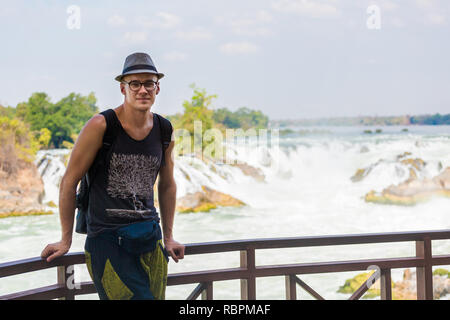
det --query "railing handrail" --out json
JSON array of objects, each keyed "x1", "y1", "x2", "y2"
[
  {"x1": 1, "y1": 229, "x2": 450, "y2": 300},
  {"x1": 2, "y1": 229, "x2": 450, "y2": 278},
  {"x1": 183, "y1": 229, "x2": 450, "y2": 254}
]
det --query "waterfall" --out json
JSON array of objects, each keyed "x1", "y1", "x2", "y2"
[
  {"x1": 32, "y1": 144, "x2": 285, "y2": 206},
  {"x1": 34, "y1": 149, "x2": 70, "y2": 206}
]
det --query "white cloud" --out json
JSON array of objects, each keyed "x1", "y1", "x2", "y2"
[
  {"x1": 219, "y1": 41, "x2": 260, "y2": 55},
  {"x1": 391, "y1": 17, "x2": 406, "y2": 28},
  {"x1": 414, "y1": 0, "x2": 448, "y2": 25},
  {"x1": 107, "y1": 14, "x2": 126, "y2": 27},
  {"x1": 380, "y1": 0, "x2": 399, "y2": 11},
  {"x1": 233, "y1": 26, "x2": 274, "y2": 37},
  {"x1": 0, "y1": 6, "x2": 17, "y2": 18},
  {"x1": 256, "y1": 10, "x2": 274, "y2": 23},
  {"x1": 102, "y1": 51, "x2": 115, "y2": 59},
  {"x1": 163, "y1": 51, "x2": 188, "y2": 61},
  {"x1": 229, "y1": 17, "x2": 274, "y2": 36},
  {"x1": 175, "y1": 27, "x2": 213, "y2": 41},
  {"x1": 137, "y1": 12, "x2": 181, "y2": 29},
  {"x1": 122, "y1": 31, "x2": 147, "y2": 44},
  {"x1": 415, "y1": 0, "x2": 435, "y2": 9},
  {"x1": 425, "y1": 12, "x2": 447, "y2": 25},
  {"x1": 215, "y1": 10, "x2": 275, "y2": 37},
  {"x1": 272, "y1": 0, "x2": 340, "y2": 18}
]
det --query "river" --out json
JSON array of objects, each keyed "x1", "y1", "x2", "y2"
[{"x1": 1, "y1": 125, "x2": 450, "y2": 299}]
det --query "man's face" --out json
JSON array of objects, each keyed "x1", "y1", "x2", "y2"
[{"x1": 120, "y1": 73, "x2": 160, "y2": 110}]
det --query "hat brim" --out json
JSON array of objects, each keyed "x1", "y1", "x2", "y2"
[{"x1": 115, "y1": 69, "x2": 164, "y2": 82}]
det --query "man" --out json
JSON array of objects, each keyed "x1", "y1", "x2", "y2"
[{"x1": 41, "y1": 52, "x2": 185, "y2": 299}]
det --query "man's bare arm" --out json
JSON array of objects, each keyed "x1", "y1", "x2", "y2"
[
  {"x1": 41, "y1": 114, "x2": 106, "y2": 262},
  {"x1": 158, "y1": 141, "x2": 185, "y2": 262}
]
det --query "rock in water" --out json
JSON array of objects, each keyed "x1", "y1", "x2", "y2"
[
  {"x1": 365, "y1": 167, "x2": 450, "y2": 206},
  {"x1": 231, "y1": 163, "x2": 265, "y2": 182},
  {"x1": 155, "y1": 185, "x2": 246, "y2": 213},
  {"x1": 338, "y1": 268, "x2": 450, "y2": 300},
  {"x1": 176, "y1": 185, "x2": 246, "y2": 213}
]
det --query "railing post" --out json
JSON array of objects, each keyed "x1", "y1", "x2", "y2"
[
  {"x1": 201, "y1": 282, "x2": 213, "y2": 300},
  {"x1": 285, "y1": 275, "x2": 297, "y2": 300},
  {"x1": 380, "y1": 269, "x2": 392, "y2": 300},
  {"x1": 240, "y1": 248, "x2": 256, "y2": 300},
  {"x1": 57, "y1": 265, "x2": 75, "y2": 300},
  {"x1": 416, "y1": 237, "x2": 433, "y2": 300}
]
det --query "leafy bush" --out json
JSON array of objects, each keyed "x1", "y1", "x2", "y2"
[{"x1": 0, "y1": 117, "x2": 40, "y2": 175}]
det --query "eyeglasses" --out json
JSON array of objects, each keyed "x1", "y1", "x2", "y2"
[{"x1": 121, "y1": 80, "x2": 158, "y2": 92}]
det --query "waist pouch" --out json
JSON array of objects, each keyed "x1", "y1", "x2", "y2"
[{"x1": 99, "y1": 220, "x2": 162, "y2": 255}]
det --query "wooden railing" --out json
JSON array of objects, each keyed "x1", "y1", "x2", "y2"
[{"x1": 1, "y1": 229, "x2": 450, "y2": 300}]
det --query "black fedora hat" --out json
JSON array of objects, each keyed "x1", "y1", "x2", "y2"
[{"x1": 115, "y1": 52, "x2": 164, "y2": 82}]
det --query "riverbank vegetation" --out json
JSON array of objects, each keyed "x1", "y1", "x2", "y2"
[
  {"x1": 4, "y1": 84, "x2": 448, "y2": 172},
  {"x1": 272, "y1": 113, "x2": 450, "y2": 127},
  {"x1": 167, "y1": 83, "x2": 269, "y2": 157},
  {"x1": 0, "y1": 116, "x2": 47, "y2": 176},
  {"x1": 1, "y1": 92, "x2": 98, "y2": 150},
  {"x1": 0, "y1": 85, "x2": 268, "y2": 174}
]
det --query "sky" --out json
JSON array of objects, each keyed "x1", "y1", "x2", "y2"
[{"x1": 0, "y1": 0, "x2": 449, "y2": 120}]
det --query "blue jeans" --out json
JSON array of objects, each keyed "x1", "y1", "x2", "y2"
[{"x1": 84, "y1": 229, "x2": 169, "y2": 300}]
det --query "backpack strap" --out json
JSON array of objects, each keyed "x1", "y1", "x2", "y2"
[
  {"x1": 97, "y1": 109, "x2": 120, "y2": 165},
  {"x1": 154, "y1": 113, "x2": 173, "y2": 166},
  {"x1": 86, "y1": 109, "x2": 120, "y2": 186},
  {"x1": 101, "y1": 109, "x2": 120, "y2": 150}
]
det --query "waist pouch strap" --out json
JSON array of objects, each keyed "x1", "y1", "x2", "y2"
[{"x1": 98, "y1": 220, "x2": 162, "y2": 255}]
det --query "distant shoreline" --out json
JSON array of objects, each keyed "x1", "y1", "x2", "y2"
[{"x1": 270, "y1": 113, "x2": 450, "y2": 127}]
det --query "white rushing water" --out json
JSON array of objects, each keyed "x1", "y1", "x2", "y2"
[{"x1": 1, "y1": 125, "x2": 450, "y2": 299}]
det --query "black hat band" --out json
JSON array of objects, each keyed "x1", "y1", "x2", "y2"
[{"x1": 123, "y1": 64, "x2": 158, "y2": 74}]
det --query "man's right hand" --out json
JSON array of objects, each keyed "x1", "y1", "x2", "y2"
[{"x1": 41, "y1": 241, "x2": 71, "y2": 263}]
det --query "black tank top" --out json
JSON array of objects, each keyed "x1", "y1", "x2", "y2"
[{"x1": 87, "y1": 109, "x2": 167, "y2": 237}]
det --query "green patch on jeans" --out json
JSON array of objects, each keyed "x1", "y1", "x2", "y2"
[
  {"x1": 139, "y1": 240, "x2": 168, "y2": 300},
  {"x1": 101, "y1": 258, "x2": 134, "y2": 300}
]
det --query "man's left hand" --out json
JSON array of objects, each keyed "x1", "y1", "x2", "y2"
[{"x1": 164, "y1": 238, "x2": 185, "y2": 263}]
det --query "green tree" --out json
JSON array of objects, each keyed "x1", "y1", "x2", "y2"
[
  {"x1": 47, "y1": 92, "x2": 98, "y2": 147},
  {"x1": 175, "y1": 84, "x2": 217, "y2": 154},
  {"x1": 0, "y1": 105, "x2": 17, "y2": 119},
  {"x1": 15, "y1": 92, "x2": 53, "y2": 130},
  {"x1": 15, "y1": 92, "x2": 99, "y2": 148},
  {"x1": 170, "y1": 84, "x2": 270, "y2": 158},
  {"x1": 235, "y1": 107, "x2": 268, "y2": 129},
  {"x1": 212, "y1": 106, "x2": 268, "y2": 130},
  {"x1": 179, "y1": 83, "x2": 216, "y2": 132},
  {"x1": 213, "y1": 108, "x2": 240, "y2": 128}
]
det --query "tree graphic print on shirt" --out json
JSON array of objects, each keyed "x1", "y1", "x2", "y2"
[{"x1": 106, "y1": 153, "x2": 160, "y2": 220}]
